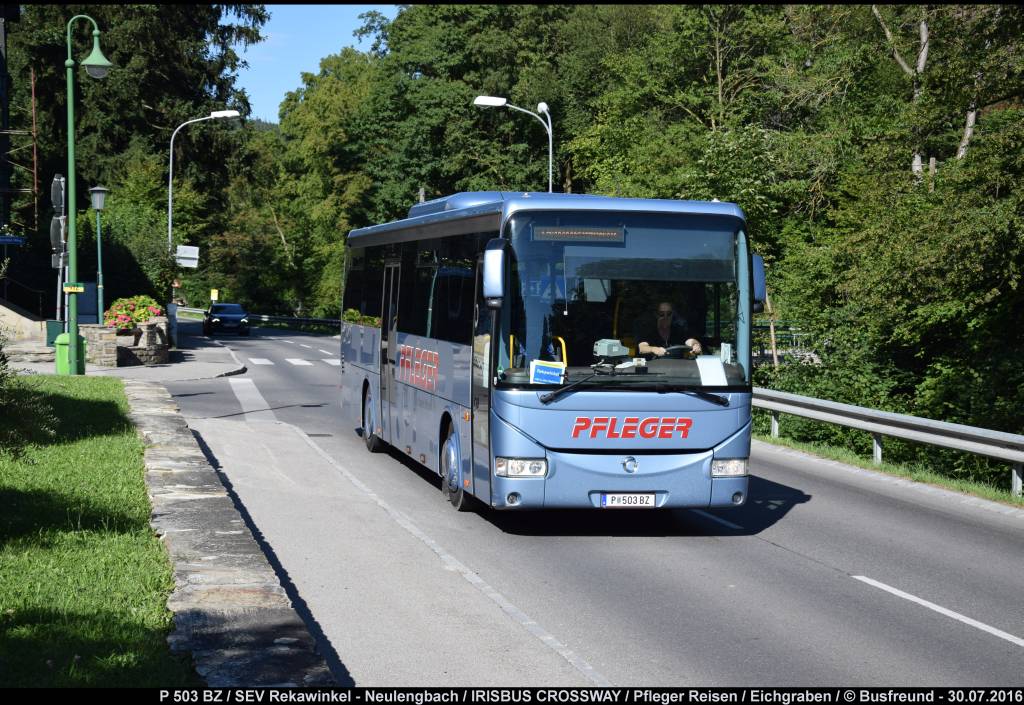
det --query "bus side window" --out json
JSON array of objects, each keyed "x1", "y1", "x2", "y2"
[
  {"x1": 342, "y1": 248, "x2": 363, "y2": 316},
  {"x1": 397, "y1": 243, "x2": 431, "y2": 337},
  {"x1": 362, "y1": 247, "x2": 384, "y2": 326}
]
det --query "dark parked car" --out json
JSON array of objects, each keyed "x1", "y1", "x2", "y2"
[{"x1": 203, "y1": 302, "x2": 250, "y2": 336}]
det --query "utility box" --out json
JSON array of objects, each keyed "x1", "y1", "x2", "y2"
[
  {"x1": 54, "y1": 332, "x2": 87, "y2": 375},
  {"x1": 45, "y1": 320, "x2": 64, "y2": 347}
]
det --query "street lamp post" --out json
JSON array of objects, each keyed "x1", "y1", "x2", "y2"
[
  {"x1": 64, "y1": 15, "x2": 113, "y2": 375},
  {"x1": 167, "y1": 110, "x2": 240, "y2": 253},
  {"x1": 89, "y1": 186, "x2": 109, "y2": 319},
  {"x1": 473, "y1": 95, "x2": 553, "y2": 193}
]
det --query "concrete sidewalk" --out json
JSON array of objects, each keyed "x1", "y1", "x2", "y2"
[{"x1": 11, "y1": 319, "x2": 246, "y2": 381}]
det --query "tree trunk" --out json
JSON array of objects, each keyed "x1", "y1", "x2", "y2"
[{"x1": 957, "y1": 107, "x2": 978, "y2": 160}]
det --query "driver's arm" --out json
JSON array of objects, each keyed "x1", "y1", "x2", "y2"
[
  {"x1": 638, "y1": 341, "x2": 666, "y2": 357},
  {"x1": 684, "y1": 338, "x2": 703, "y2": 354}
]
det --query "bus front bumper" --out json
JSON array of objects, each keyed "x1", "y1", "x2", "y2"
[{"x1": 490, "y1": 449, "x2": 748, "y2": 510}]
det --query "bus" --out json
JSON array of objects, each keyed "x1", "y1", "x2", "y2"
[{"x1": 340, "y1": 192, "x2": 766, "y2": 511}]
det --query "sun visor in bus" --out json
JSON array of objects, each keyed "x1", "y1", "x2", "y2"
[{"x1": 483, "y1": 238, "x2": 507, "y2": 307}]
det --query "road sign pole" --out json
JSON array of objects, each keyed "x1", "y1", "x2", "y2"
[{"x1": 56, "y1": 250, "x2": 64, "y2": 323}]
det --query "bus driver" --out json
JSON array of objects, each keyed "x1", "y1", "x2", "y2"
[{"x1": 636, "y1": 301, "x2": 703, "y2": 358}]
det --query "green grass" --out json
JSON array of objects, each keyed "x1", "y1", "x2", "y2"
[
  {"x1": 0, "y1": 376, "x2": 201, "y2": 687},
  {"x1": 753, "y1": 432, "x2": 1024, "y2": 509}
]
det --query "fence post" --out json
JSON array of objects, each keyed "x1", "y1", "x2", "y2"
[
  {"x1": 771, "y1": 412, "x2": 779, "y2": 439},
  {"x1": 1013, "y1": 463, "x2": 1022, "y2": 498},
  {"x1": 872, "y1": 434, "x2": 883, "y2": 465}
]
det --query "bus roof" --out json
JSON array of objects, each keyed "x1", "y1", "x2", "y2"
[{"x1": 346, "y1": 192, "x2": 747, "y2": 247}]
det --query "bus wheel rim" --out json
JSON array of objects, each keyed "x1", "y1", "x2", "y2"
[
  {"x1": 364, "y1": 393, "x2": 373, "y2": 438},
  {"x1": 444, "y1": 437, "x2": 459, "y2": 492}
]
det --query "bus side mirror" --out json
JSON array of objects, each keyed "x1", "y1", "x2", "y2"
[
  {"x1": 752, "y1": 253, "x2": 766, "y2": 314},
  {"x1": 483, "y1": 239, "x2": 506, "y2": 308}
]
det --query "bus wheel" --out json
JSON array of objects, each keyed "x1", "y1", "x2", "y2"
[
  {"x1": 363, "y1": 389, "x2": 382, "y2": 453},
  {"x1": 441, "y1": 425, "x2": 470, "y2": 512}
]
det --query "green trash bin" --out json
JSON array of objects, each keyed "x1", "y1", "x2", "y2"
[{"x1": 54, "y1": 333, "x2": 87, "y2": 375}]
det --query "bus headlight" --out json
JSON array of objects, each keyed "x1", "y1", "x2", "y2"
[
  {"x1": 711, "y1": 459, "x2": 748, "y2": 477},
  {"x1": 495, "y1": 457, "x2": 547, "y2": 477},
  {"x1": 212, "y1": 317, "x2": 221, "y2": 323}
]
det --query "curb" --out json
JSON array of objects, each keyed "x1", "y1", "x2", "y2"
[
  {"x1": 211, "y1": 339, "x2": 248, "y2": 378},
  {"x1": 121, "y1": 378, "x2": 335, "y2": 687}
]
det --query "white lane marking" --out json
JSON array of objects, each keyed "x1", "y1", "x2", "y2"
[
  {"x1": 286, "y1": 358, "x2": 313, "y2": 366},
  {"x1": 282, "y1": 340, "x2": 295, "y2": 344},
  {"x1": 853, "y1": 575, "x2": 1024, "y2": 648},
  {"x1": 692, "y1": 509, "x2": 744, "y2": 530},
  {"x1": 299, "y1": 344, "x2": 312, "y2": 349},
  {"x1": 319, "y1": 349, "x2": 332, "y2": 355},
  {"x1": 228, "y1": 378, "x2": 277, "y2": 421},
  {"x1": 323, "y1": 359, "x2": 341, "y2": 366},
  {"x1": 249, "y1": 358, "x2": 274, "y2": 365},
  {"x1": 287, "y1": 424, "x2": 611, "y2": 686}
]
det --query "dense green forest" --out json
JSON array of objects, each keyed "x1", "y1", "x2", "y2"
[{"x1": 3, "y1": 5, "x2": 1022, "y2": 487}]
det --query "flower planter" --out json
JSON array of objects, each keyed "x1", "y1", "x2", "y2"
[{"x1": 115, "y1": 328, "x2": 142, "y2": 346}]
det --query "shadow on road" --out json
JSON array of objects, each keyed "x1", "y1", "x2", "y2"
[
  {"x1": 371, "y1": 435, "x2": 812, "y2": 538},
  {"x1": 482, "y1": 475, "x2": 810, "y2": 537}
]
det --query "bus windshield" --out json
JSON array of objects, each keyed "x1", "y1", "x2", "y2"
[{"x1": 496, "y1": 210, "x2": 750, "y2": 389}]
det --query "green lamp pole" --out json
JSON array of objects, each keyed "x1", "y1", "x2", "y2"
[
  {"x1": 89, "y1": 186, "x2": 109, "y2": 319},
  {"x1": 64, "y1": 15, "x2": 113, "y2": 375}
]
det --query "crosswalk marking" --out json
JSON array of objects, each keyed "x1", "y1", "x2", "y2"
[
  {"x1": 319, "y1": 349, "x2": 332, "y2": 355},
  {"x1": 248, "y1": 356, "x2": 341, "y2": 368},
  {"x1": 299, "y1": 344, "x2": 312, "y2": 349}
]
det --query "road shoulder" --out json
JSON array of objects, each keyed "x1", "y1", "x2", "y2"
[{"x1": 123, "y1": 378, "x2": 334, "y2": 686}]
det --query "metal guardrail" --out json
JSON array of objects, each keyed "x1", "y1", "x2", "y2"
[
  {"x1": 0, "y1": 275, "x2": 45, "y2": 317},
  {"x1": 752, "y1": 387, "x2": 1024, "y2": 497},
  {"x1": 176, "y1": 307, "x2": 340, "y2": 327}
]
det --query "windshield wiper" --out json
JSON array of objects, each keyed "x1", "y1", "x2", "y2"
[
  {"x1": 538, "y1": 369, "x2": 615, "y2": 405},
  {"x1": 658, "y1": 384, "x2": 730, "y2": 407}
]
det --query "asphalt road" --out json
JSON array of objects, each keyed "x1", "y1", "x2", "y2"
[{"x1": 167, "y1": 326, "x2": 1024, "y2": 687}]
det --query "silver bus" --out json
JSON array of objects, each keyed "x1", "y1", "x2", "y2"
[{"x1": 340, "y1": 192, "x2": 766, "y2": 511}]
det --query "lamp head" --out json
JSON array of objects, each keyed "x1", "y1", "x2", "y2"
[
  {"x1": 88, "y1": 186, "x2": 109, "y2": 211},
  {"x1": 81, "y1": 30, "x2": 113, "y2": 79},
  {"x1": 537, "y1": 102, "x2": 550, "y2": 115},
  {"x1": 210, "y1": 109, "x2": 241, "y2": 120},
  {"x1": 473, "y1": 95, "x2": 507, "y2": 108}
]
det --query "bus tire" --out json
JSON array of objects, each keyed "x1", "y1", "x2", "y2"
[
  {"x1": 441, "y1": 423, "x2": 471, "y2": 512},
  {"x1": 363, "y1": 387, "x2": 383, "y2": 453}
]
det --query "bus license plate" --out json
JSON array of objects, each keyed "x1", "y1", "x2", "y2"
[{"x1": 601, "y1": 493, "x2": 655, "y2": 508}]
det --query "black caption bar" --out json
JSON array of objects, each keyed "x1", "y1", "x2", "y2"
[{"x1": 141, "y1": 689, "x2": 1024, "y2": 705}]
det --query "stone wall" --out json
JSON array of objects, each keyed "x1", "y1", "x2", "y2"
[
  {"x1": 116, "y1": 317, "x2": 170, "y2": 367},
  {"x1": 0, "y1": 298, "x2": 46, "y2": 342},
  {"x1": 81, "y1": 324, "x2": 117, "y2": 366}
]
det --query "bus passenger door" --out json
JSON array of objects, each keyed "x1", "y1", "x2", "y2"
[
  {"x1": 380, "y1": 262, "x2": 400, "y2": 445},
  {"x1": 471, "y1": 258, "x2": 493, "y2": 505}
]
